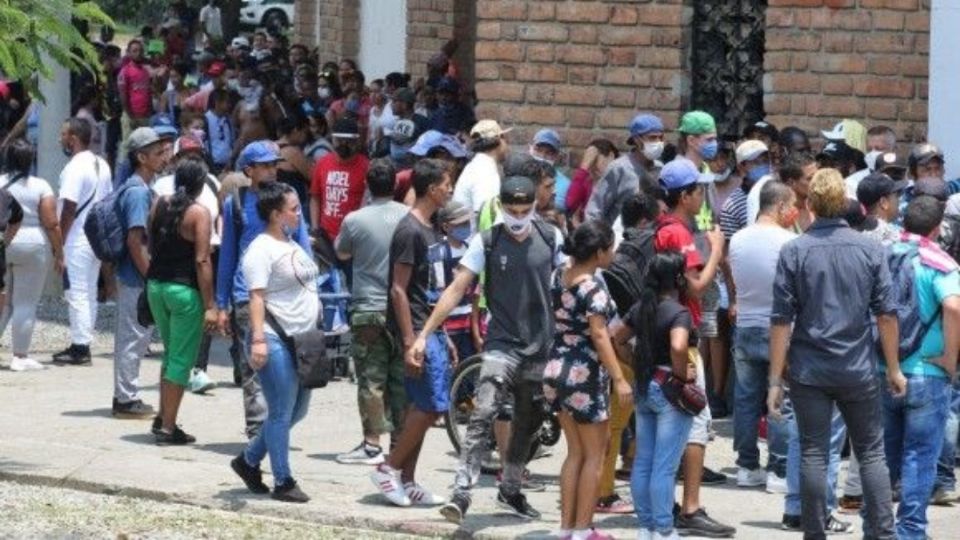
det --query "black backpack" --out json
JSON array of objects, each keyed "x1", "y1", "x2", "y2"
[
  {"x1": 602, "y1": 227, "x2": 656, "y2": 318},
  {"x1": 884, "y1": 244, "x2": 940, "y2": 360}
]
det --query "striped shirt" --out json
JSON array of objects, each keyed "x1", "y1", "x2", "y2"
[{"x1": 720, "y1": 188, "x2": 748, "y2": 240}]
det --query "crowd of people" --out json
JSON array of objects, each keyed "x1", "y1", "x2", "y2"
[{"x1": 0, "y1": 3, "x2": 957, "y2": 540}]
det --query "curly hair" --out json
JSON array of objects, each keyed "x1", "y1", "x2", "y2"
[{"x1": 808, "y1": 168, "x2": 847, "y2": 218}]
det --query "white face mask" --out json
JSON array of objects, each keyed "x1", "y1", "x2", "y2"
[
  {"x1": 642, "y1": 141, "x2": 664, "y2": 162},
  {"x1": 501, "y1": 208, "x2": 535, "y2": 236},
  {"x1": 713, "y1": 168, "x2": 732, "y2": 183}
]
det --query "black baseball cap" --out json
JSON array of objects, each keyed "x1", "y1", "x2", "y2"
[
  {"x1": 909, "y1": 143, "x2": 945, "y2": 169},
  {"x1": 856, "y1": 173, "x2": 908, "y2": 207},
  {"x1": 500, "y1": 176, "x2": 536, "y2": 206},
  {"x1": 744, "y1": 120, "x2": 779, "y2": 142}
]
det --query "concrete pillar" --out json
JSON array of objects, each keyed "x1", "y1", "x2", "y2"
[
  {"x1": 36, "y1": 61, "x2": 71, "y2": 189},
  {"x1": 929, "y1": 0, "x2": 960, "y2": 180}
]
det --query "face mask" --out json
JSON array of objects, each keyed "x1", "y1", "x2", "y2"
[
  {"x1": 281, "y1": 223, "x2": 294, "y2": 239},
  {"x1": 501, "y1": 208, "x2": 535, "y2": 236},
  {"x1": 190, "y1": 128, "x2": 206, "y2": 143},
  {"x1": 699, "y1": 139, "x2": 719, "y2": 160},
  {"x1": 61, "y1": 144, "x2": 72, "y2": 158},
  {"x1": 335, "y1": 143, "x2": 355, "y2": 160},
  {"x1": 318, "y1": 87, "x2": 331, "y2": 100},
  {"x1": 449, "y1": 223, "x2": 471, "y2": 243},
  {"x1": 746, "y1": 163, "x2": 771, "y2": 183},
  {"x1": 227, "y1": 78, "x2": 240, "y2": 92},
  {"x1": 642, "y1": 141, "x2": 664, "y2": 162},
  {"x1": 713, "y1": 168, "x2": 732, "y2": 183}
]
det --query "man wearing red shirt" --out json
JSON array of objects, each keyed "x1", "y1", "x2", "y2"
[
  {"x1": 310, "y1": 117, "x2": 370, "y2": 244},
  {"x1": 117, "y1": 40, "x2": 154, "y2": 141}
]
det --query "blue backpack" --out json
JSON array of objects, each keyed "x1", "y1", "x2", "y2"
[
  {"x1": 885, "y1": 245, "x2": 940, "y2": 360},
  {"x1": 84, "y1": 182, "x2": 137, "y2": 263}
]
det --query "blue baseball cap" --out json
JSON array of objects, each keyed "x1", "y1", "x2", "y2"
[
  {"x1": 237, "y1": 140, "x2": 282, "y2": 170},
  {"x1": 532, "y1": 129, "x2": 561, "y2": 151},
  {"x1": 409, "y1": 130, "x2": 468, "y2": 159},
  {"x1": 628, "y1": 113, "x2": 664, "y2": 141},
  {"x1": 150, "y1": 114, "x2": 178, "y2": 139},
  {"x1": 659, "y1": 158, "x2": 701, "y2": 191}
]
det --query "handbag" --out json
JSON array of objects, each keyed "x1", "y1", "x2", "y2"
[
  {"x1": 652, "y1": 367, "x2": 707, "y2": 416},
  {"x1": 264, "y1": 308, "x2": 333, "y2": 389}
]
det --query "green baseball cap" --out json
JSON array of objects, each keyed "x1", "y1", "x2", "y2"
[{"x1": 678, "y1": 111, "x2": 716, "y2": 135}]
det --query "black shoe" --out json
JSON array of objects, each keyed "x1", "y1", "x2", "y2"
[
  {"x1": 440, "y1": 493, "x2": 470, "y2": 524},
  {"x1": 155, "y1": 427, "x2": 196, "y2": 446},
  {"x1": 781, "y1": 514, "x2": 801, "y2": 531},
  {"x1": 496, "y1": 489, "x2": 540, "y2": 520},
  {"x1": 52, "y1": 344, "x2": 91, "y2": 365},
  {"x1": 701, "y1": 467, "x2": 727, "y2": 485},
  {"x1": 825, "y1": 514, "x2": 853, "y2": 535},
  {"x1": 231, "y1": 454, "x2": 270, "y2": 494},
  {"x1": 151, "y1": 416, "x2": 162, "y2": 435},
  {"x1": 272, "y1": 478, "x2": 309, "y2": 503},
  {"x1": 709, "y1": 397, "x2": 729, "y2": 418},
  {"x1": 676, "y1": 508, "x2": 736, "y2": 538},
  {"x1": 233, "y1": 363, "x2": 242, "y2": 387},
  {"x1": 112, "y1": 399, "x2": 155, "y2": 419}
]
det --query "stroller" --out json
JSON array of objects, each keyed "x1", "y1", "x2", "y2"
[{"x1": 317, "y1": 267, "x2": 352, "y2": 380}]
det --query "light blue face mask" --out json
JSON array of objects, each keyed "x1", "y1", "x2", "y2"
[
  {"x1": 281, "y1": 224, "x2": 294, "y2": 239},
  {"x1": 746, "y1": 163, "x2": 772, "y2": 183},
  {"x1": 699, "y1": 140, "x2": 719, "y2": 160},
  {"x1": 449, "y1": 223, "x2": 471, "y2": 243}
]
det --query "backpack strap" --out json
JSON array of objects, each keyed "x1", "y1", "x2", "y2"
[
  {"x1": 75, "y1": 156, "x2": 103, "y2": 217},
  {"x1": 531, "y1": 219, "x2": 558, "y2": 268},
  {"x1": 231, "y1": 186, "x2": 248, "y2": 255},
  {"x1": 481, "y1": 223, "x2": 503, "y2": 298},
  {"x1": 0, "y1": 172, "x2": 26, "y2": 192}
]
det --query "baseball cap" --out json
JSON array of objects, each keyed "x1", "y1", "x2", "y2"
[
  {"x1": 500, "y1": 176, "x2": 536, "y2": 206},
  {"x1": 659, "y1": 158, "x2": 701, "y2": 191},
  {"x1": 909, "y1": 143, "x2": 945, "y2": 169},
  {"x1": 532, "y1": 129, "x2": 561, "y2": 151},
  {"x1": 389, "y1": 119, "x2": 418, "y2": 145},
  {"x1": 408, "y1": 130, "x2": 468, "y2": 158},
  {"x1": 146, "y1": 39, "x2": 165, "y2": 57},
  {"x1": 127, "y1": 127, "x2": 161, "y2": 152},
  {"x1": 856, "y1": 173, "x2": 908, "y2": 207},
  {"x1": 744, "y1": 120, "x2": 779, "y2": 141},
  {"x1": 821, "y1": 119, "x2": 867, "y2": 152},
  {"x1": 206, "y1": 61, "x2": 227, "y2": 77},
  {"x1": 628, "y1": 113, "x2": 665, "y2": 142},
  {"x1": 173, "y1": 135, "x2": 204, "y2": 156},
  {"x1": 735, "y1": 140, "x2": 769, "y2": 165},
  {"x1": 438, "y1": 200, "x2": 471, "y2": 224},
  {"x1": 913, "y1": 178, "x2": 949, "y2": 202},
  {"x1": 875, "y1": 151, "x2": 908, "y2": 177},
  {"x1": 150, "y1": 114, "x2": 178, "y2": 139},
  {"x1": 231, "y1": 36, "x2": 250, "y2": 49},
  {"x1": 470, "y1": 119, "x2": 512, "y2": 140},
  {"x1": 331, "y1": 117, "x2": 360, "y2": 139},
  {"x1": 393, "y1": 87, "x2": 417, "y2": 105},
  {"x1": 817, "y1": 140, "x2": 854, "y2": 163},
  {"x1": 678, "y1": 111, "x2": 716, "y2": 135},
  {"x1": 237, "y1": 140, "x2": 282, "y2": 170}
]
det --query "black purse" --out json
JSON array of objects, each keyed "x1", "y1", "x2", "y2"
[{"x1": 264, "y1": 308, "x2": 333, "y2": 389}]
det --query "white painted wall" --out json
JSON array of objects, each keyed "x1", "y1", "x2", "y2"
[
  {"x1": 929, "y1": 0, "x2": 960, "y2": 180},
  {"x1": 37, "y1": 61, "x2": 71, "y2": 188},
  {"x1": 358, "y1": 0, "x2": 407, "y2": 80}
]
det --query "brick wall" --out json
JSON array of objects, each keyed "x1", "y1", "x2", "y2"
[
  {"x1": 293, "y1": 0, "x2": 359, "y2": 63},
  {"x1": 764, "y1": 0, "x2": 930, "y2": 143},
  {"x1": 406, "y1": 0, "x2": 476, "y2": 85},
  {"x1": 473, "y1": 0, "x2": 692, "y2": 150}
]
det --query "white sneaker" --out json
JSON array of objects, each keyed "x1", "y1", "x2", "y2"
[
  {"x1": 766, "y1": 471, "x2": 788, "y2": 494},
  {"x1": 653, "y1": 530, "x2": 680, "y2": 540},
  {"x1": 637, "y1": 529, "x2": 654, "y2": 540},
  {"x1": 737, "y1": 467, "x2": 766, "y2": 487},
  {"x1": 337, "y1": 441, "x2": 385, "y2": 465},
  {"x1": 404, "y1": 481, "x2": 446, "y2": 506},
  {"x1": 370, "y1": 464, "x2": 411, "y2": 507},
  {"x1": 10, "y1": 357, "x2": 45, "y2": 372},
  {"x1": 188, "y1": 369, "x2": 215, "y2": 394}
]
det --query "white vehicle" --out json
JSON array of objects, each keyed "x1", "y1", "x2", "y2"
[{"x1": 240, "y1": 0, "x2": 294, "y2": 30}]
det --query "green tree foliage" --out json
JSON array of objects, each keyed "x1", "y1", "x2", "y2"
[{"x1": 0, "y1": 0, "x2": 114, "y2": 100}]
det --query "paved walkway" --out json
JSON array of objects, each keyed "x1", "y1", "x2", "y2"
[{"x1": 0, "y1": 305, "x2": 954, "y2": 539}]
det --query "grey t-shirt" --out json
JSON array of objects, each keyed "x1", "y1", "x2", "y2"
[
  {"x1": 585, "y1": 153, "x2": 659, "y2": 224},
  {"x1": 335, "y1": 199, "x2": 409, "y2": 312}
]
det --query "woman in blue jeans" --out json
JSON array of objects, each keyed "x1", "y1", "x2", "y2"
[
  {"x1": 230, "y1": 181, "x2": 320, "y2": 503},
  {"x1": 611, "y1": 252, "x2": 696, "y2": 540}
]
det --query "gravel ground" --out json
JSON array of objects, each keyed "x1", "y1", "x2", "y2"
[{"x1": 0, "y1": 481, "x2": 430, "y2": 540}]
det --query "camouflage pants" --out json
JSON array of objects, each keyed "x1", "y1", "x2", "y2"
[
  {"x1": 234, "y1": 303, "x2": 267, "y2": 439},
  {"x1": 351, "y1": 311, "x2": 407, "y2": 438}
]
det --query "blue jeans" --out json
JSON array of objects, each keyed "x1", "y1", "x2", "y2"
[
  {"x1": 883, "y1": 374, "x2": 950, "y2": 540},
  {"x1": 783, "y1": 395, "x2": 846, "y2": 517},
  {"x1": 631, "y1": 378, "x2": 694, "y2": 534},
  {"x1": 733, "y1": 326, "x2": 786, "y2": 474},
  {"x1": 243, "y1": 333, "x2": 312, "y2": 486},
  {"x1": 934, "y1": 380, "x2": 960, "y2": 492}
]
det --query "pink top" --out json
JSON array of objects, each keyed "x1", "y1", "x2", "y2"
[
  {"x1": 117, "y1": 60, "x2": 153, "y2": 118},
  {"x1": 565, "y1": 167, "x2": 593, "y2": 216}
]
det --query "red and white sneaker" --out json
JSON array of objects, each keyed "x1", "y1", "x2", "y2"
[
  {"x1": 404, "y1": 482, "x2": 446, "y2": 506},
  {"x1": 370, "y1": 464, "x2": 411, "y2": 507}
]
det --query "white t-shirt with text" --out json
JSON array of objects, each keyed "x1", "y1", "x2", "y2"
[{"x1": 242, "y1": 234, "x2": 320, "y2": 336}]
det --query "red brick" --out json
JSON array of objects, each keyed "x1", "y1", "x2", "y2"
[
  {"x1": 637, "y1": 5, "x2": 685, "y2": 26},
  {"x1": 556, "y1": 45, "x2": 607, "y2": 65},
  {"x1": 899, "y1": 101, "x2": 927, "y2": 122},
  {"x1": 766, "y1": 8, "x2": 796, "y2": 28},
  {"x1": 805, "y1": 96, "x2": 863, "y2": 117},
  {"x1": 822, "y1": 77, "x2": 854, "y2": 95},
  {"x1": 765, "y1": 52, "x2": 792, "y2": 72},
  {"x1": 517, "y1": 24, "x2": 569, "y2": 42},
  {"x1": 859, "y1": 0, "x2": 919, "y2": 10},
  {"x1": 824, "y1": 0, "x2": 857, "y2": 7},
  {"x1": 499, "y1": 65, "x2": 517, "y2": 81},
  {"x1": 865, "y1": 99, "x2": 898, "y2": 121},
  {"x1": 767, "y1": 0, "x2": 823, "y2": 6},
  {"x1": 526, "y1": 44, "x2": 555, "y2": 62},
  {"x1": 599, "y1": 27, "x2": 653, "y2": 46},
  {"x1": 554, "y1": 85, "x2": 600, "y2": 106},
  {"x1": 476, "y1": 1, "x2": 527, "y2": 21},
  {"x1": 768, "y1": 73, "x2": 821, "y2": 93},
  {"x1": 918, "y1": 81, "x2": 928, "y2": 99},
  {"x1": 528, "y1": 2, "x2": 555, "y2": 21},
  {"x1": 474, "y1": 62, "x2": 500, "y2": 81},
  {"x1": 597, "y1": 108, "x2": 636, "y2": 130},
  {"x1": 901, "y1": 56, "x2": 928, "y2": 78},
  {"x1": 516, "y1": 64, "x2": 567, "y2": 83},
  {"x1": 766, "y1": 31, "x2": 821, "y2": 51},
  {"x1": 570, "y1": 26, "x2": 599, "y2": 44},
  {"x1": 792, "y1": 53, "x2": 809, "y2": 71},
  {"x1": 513, "y1": 106, "x2": 565, "y2": 126},
  {"x1": 569, "y1": 66, "x2": 598, "y2": 85},
  {"x1": 638, "y1": 48, "x2": 682, "y2": 69},
  {"x1": 905, "y1": 12, "x2": 930, "y2": 32},
  {"x1": 651, "y1": 70, "x2": 677, "y2": 90},
  {"x1": 809, "y1": 54, "x2": 867, "y2": 74},
  {"x1": 810, "y1": 10, "x2": 870, "y2": 30},
  {"x1": 610, "y1": 6, "x2": 639, "y2": 25},
  {"x1": 854, "y1": 78, "x2": 914, "y2": 98},
  {"x1": 567, "y1": 110, "x2": 596, "y2": 129},
  {"x1": 606, "y1": 88, "x2": 636, "y2": 108},
  {"x1": 556, "y1": 3, "x2": 610, "y2": 23},
  {"x1": 763, "y1": 95, "x2": 791, "y2": 115},
  {"x1": 855, "y1": 33, "x2": 915, "y2": 53},
  {"x1": 476, "y1": 22, "x2": 501, "y2": 40},
  {"x1": 475, "y1": 42, "x2": 524, "y2": 61},
  {"x1": 822, "y1": 33, "x2": 854, "y2": 53},
  {"x1": 636, "y1": 89, "x2": 680, "y2": 111},
  {"x1": 476, "y1": 81, "x2": 525, "y2": 102},
  {"x1": 652, "y1": 27, "x2": 685, "y2": 47},
  {"x1": 868, "y1": 56, "x2": 902, "y2": 76},
  {"x1": 525, "y1": 86, "x2": 555, "y2": 105}
]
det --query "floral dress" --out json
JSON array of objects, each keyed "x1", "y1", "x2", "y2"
[{"x1": 542, "y1": 272, "x2": 617, "y2": 424}]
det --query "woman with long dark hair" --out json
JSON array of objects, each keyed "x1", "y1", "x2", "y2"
[
  {"x1": 542, "y1": 220, "x2": 632, "y2": 540},
  {"x1": 610, "y1": 251, "x2": 697, "y2": 540},
  {"x1": 146, "y1": 159, "x2": 217, "y2": 444}
]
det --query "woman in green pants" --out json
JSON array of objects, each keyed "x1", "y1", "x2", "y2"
[{"x1": 147, "y1": 159, "x2": 218, "y2": 445}]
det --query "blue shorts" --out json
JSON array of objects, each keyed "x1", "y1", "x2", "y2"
[{"x1": 404, "y1": 330, "x2": 452, "y2": 413}]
